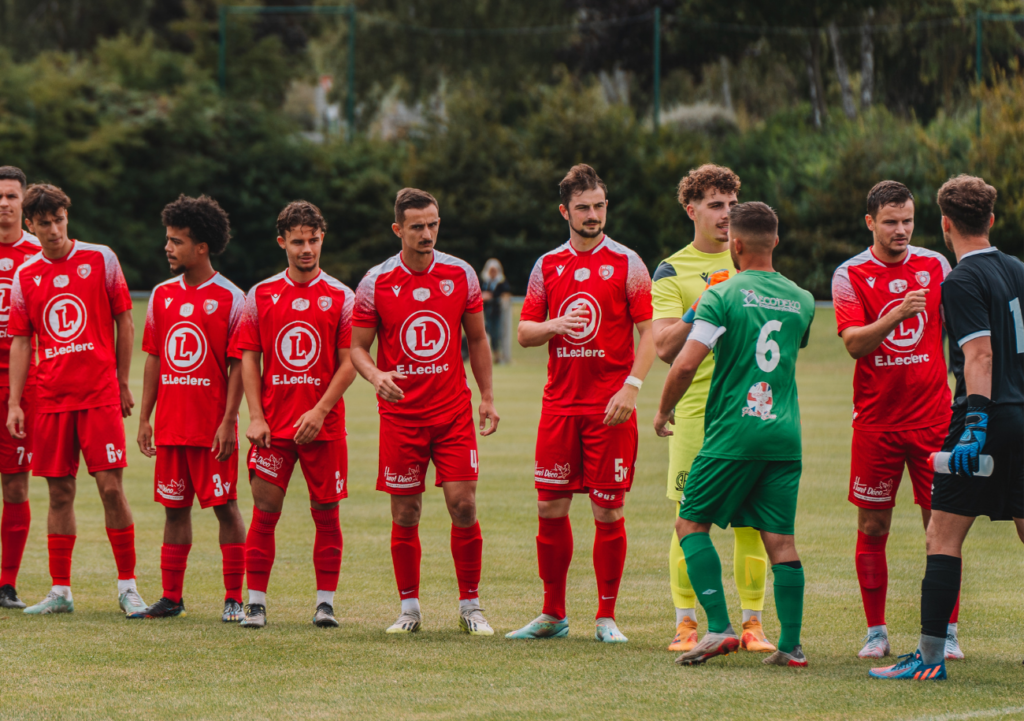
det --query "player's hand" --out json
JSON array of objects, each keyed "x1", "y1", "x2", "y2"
[
  {"x1": 478, "y1": 398, "x2": 500, "y2": 436},
  {"x1": 895, "y1": 289, "x2": 929, "y2": 321},
  {"x1": 951, "y1": 404, "x2": 988, "y2": 476},
  {"x1": 246, "y1": 418, "x2": 273, "y2": 449},
  {"x1": 6, "y1": 404, "x2": 25, "y2": 440},
  {"x1": 653, "y1": 408, "x2": 675, "y2": 437},
  {"x1": 547, "y1": 305, "x2": 590, "y2": 336},
  {"x1": 211, "y1": 419, "x2": 237, "y2": 461},
  {"x1": 137, "y1": 417, "x2": 157, "y2": 458},
  {"x1": 119, "y1": 382, "x2": 135, "y2": 419},
  {"x1": 603, "y1": 384, "x2": 638, "y2": 426},
  {"x1": 293, "y1": 407, "x2": 328, "y2": 446},
  {"x1": 373, "y1": 370, "x2": 406, "y2": 403},
  {"x1": 684, "y1": 270, "x2": 731, "y2": 322}
]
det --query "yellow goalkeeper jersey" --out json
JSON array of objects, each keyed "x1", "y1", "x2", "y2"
[{"x1": 651, "y1": 243, "x2": 734, "y2": 420}]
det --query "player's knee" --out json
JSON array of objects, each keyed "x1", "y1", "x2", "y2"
[
  {"x1": 165, "y1": 506, "x2": 191, "y2": 525},
  {"x1": 97, "y1": 482, "x2": 126, "y2": 508},
  {"x1": 392, "y1": 503, "x2": 421, "y2": 527},
  {"x1": 47, "y1": 479, "x2": 76, "y2": 508},
  {"x1": 1, "y1": 473, "x2": 29, "y2": 503},
  {"x1": 447, "y1": 497, "x2": 476, "y2": 526}
]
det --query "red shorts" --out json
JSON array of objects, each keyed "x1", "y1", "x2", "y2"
[
  {"x1": 849, "y1": 423, "x2": 946, "y2": 510},
  {"x1": 155, "y1": 445, "x2": 239, "y2": 509},
  {"x1": 248, "y1": 438, "x2": 348, "y2": 505},
  {"x1": 33, "y1": 404, "x2": 126, "y2": 478},
  {"x1": 533, "y1": 411, "x2": 637, "y2": 508},
  {"x1": 376, "y1": 409, "x2": 478, "y2": 495},
  {"x1": 0, "y1": 386, "x2": 33, "y2": 474}
]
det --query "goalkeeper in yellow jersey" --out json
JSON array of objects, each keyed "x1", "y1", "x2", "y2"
[{"x1": 651, "y1": 165, "x2": 775, "y2": 654}]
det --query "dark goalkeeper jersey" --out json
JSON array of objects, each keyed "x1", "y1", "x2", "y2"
[{"x1": 941, "y1": 246, "x2": 1024, "y2": 420}]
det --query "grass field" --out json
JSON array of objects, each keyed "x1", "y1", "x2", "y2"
[{"x1": 2, "y1": 303, "x2": 1022, "y2": 721}]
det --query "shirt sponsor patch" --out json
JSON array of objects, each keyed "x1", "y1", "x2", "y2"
[
  {"x1": 889, "y1": 279, "x2": 908, "y2": 293},
  {"x1": 53, "y1": 275, "x2": 69, "y2": 288},
  {"x1": 0, "y1": 258, "x2": 13, "y2": 271},
  {"x1": 574, "y1": 268, "x2": 591, "y2": 282},
  {"x1": 412, "y1": 287, "x2": 430, "y2": 302},
  {"x1": 292, "y1": 298, "x2": 310, "y2": 311},
  {"x1": 740, "y1": 289, "x2": 802, "y2": 314},
  {"x1": 179, "y1": 302, "x2": 194, "y2": 317},
  {"x1": 742, "y1": 381, "x2": 777, "y2": 421}
]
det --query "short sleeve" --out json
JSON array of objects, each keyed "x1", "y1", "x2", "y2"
[
  {"x1": 226, "y1": 288, "x2": 246, "y2": 360},
  {"x1": 694, "y1": 285, "x2": 726, "y2": 329},
  {"x1": 832, "y1": 264, "x2": 865, "y2": 334},
  {"x1": 231, "y1": 288, "x2": 263, "y2": 355},
  {"x1": 7, "y1": 272, "x2": 32, "y2": 337},
  {"x1": 103, "y1": 249, "x2": 132, "y2": 315},
  {"x1": 337, "y1": 289, "x2": 354, "y2": 349},
  {"x1": 464, "y1": 270, "x2": 483, "y2": 314},
  {"x1": 625, "y1": 252, "x2": 653, "y2": 323},
  {"x1": 689, "y1": 319, "x2": 727, "y2": 349},
  {"x1": 800, "y1": 305, "x2": 815, "y2": 349},
  {"x1": 651, "y1": 262, "x2": 685, "y2": 320},
  {"x1": 519, "y1": 258, "x2": 548, "y2": 323},
  {"x1": 352, "y1": 272, "x2": 379, "y2": 328},
  {"x1": 141, "y1": 288, "x2": 159, "y2": 356},
  {"x1": 942, "y1": 273, "x2": 990, "y2": 347}
]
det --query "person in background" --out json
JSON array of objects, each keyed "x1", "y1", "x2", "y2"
[{"x1": 480, "y1": 259, "x2": 511, "y2": 356}]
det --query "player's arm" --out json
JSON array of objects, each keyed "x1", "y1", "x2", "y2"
[
  {"x1": 5, "y1": 336, "x2": 31, "y2": 440},
  {"x1": 350, "y1": 325, "x2": 407, "y2": 402},
  {"x1": 293, "y1": 348, "x2": 357, "y2": 445},
  {"x1": 653, "y1": 318, "x2": 694, "y2": 364},
  {"x1": 212, "y1": 357, "x2": 244, "y2": 461},
  {"x1": 114, "y1": 310, "x2": 135, "y2": 418},
  {"x1": 136, "y1": 353, "x2": 159, "y2": 458},
  {"x1": 603, "y1": 319, "x2": 655, "y2": 426},
  {"x1": 840, "y1": 290, "x2": 929, "y2": 359},
  {"x1": 241, "y1": 349, "x2": 271, "y2": 449},
  {"x1": 517, "y1": 306, "x2": 590, "y2": 348},
  {"x1": 949, "y1": 336, "x2": 994, "y2": 476},
  {"x1": 653, "y1": 338, "x2": 712, "y2": 437},
  {"x1": 463, "y1": 310, "x2": 499, "y2": 436}
]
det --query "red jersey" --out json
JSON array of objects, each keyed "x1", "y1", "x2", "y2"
[
  {"x1": 353, "y1": 251, "x2": 483, "y2": 427},
  {"x1": 142, "y1": 273, "x2": 246, "y2": 446},
  {"x1": 8, "y1": 240, "x2": 132, "y2": 412},
  {"x1": 832, "y1": 245, "x2": 952, "y2": 431},
  {"x1": 232, "y1": 269, "x2": 354, "y2": 441},
  {"x1": 0, "y1": 231, "x2": 40, "y2": 387},
  {"x1": 520, "y1": 235, "x2": 653, "y2": 416}
]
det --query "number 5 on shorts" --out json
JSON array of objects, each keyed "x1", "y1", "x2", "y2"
[{"x1": 614, "y1": 458, "x2": 627, "y2": 483}]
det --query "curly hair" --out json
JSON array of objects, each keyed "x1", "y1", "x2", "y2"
[
  {"x1": 161, "y1": 194, "x2": 232, "y2": 256},
  {"x1": 866, "y1": 180, "x2": 914, "y2": 217},
  {"x1": 559, "y1": 164, "x2": 608, "y2": 207},
  {"x1": 677, "y1": 164, "x2": 741, "y2": 206},
  {"x1": 277, "y1": 200, "x2": 327, "y2": 238},
  {"x1": 937, "y1": 175, "x2": 997, "y2": 237},
  {"x1": 23, "y1": 183, "x2": 71, "y2": 221}
]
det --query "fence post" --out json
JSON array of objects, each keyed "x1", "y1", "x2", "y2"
[
  {"x1": 653, "y1": 7, "x2": 661, "y2": 130},
  {"x1": 346, "y1": 6, "x2": 357, "y2": 141},
  {"x1": 975, "y1": 9, "x2": 983, "y2": 137},
  {"x1": 218, "y1": 5, "x2": 228, "y2": 92}
]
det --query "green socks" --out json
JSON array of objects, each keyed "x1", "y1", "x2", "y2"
[
  {"x1": 680, "y1": 533, "x2": 731, "y2": 634},
  {"x1": 772, "y1": 563, "x2": 805, "y2": 653}
]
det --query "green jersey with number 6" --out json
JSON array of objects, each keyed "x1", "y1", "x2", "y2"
[{"x1": 692, "y1": 270, "x2": 815, "y2": 461}]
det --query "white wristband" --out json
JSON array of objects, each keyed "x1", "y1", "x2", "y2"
[{"x1": 624, "y1": 375, "x2": 643, "y2": 389}]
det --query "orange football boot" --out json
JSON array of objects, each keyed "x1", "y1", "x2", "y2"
[
  {"x1": 668, "y1": 616, "x2": 699, "y2": 652},
  {"x1": 740, "y1": 617, "x2": 777, "y2": 653}
]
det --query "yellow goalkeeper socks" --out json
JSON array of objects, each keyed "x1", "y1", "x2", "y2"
[{"x1": 733, "y1": 526, "x2": 768, "y2": 613}]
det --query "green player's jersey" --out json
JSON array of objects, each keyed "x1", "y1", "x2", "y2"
[
  {"x1": 651, "y1": 245, "x2": 734, "y2": 419},
  {"x1": 693, "y1": 270, "x2": 815, "y2": 461}
]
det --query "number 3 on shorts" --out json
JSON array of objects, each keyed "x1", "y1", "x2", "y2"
[
  {"x1": 213, "y1": 474, "x2": 224, "y2": 497},
  {"x1": 756, "y1": 320, "x2": 783, "y2": 372}
]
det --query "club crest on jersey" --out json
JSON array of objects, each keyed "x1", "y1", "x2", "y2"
[
  {"x1": 179, "y1": 303, "x2": 194, "y2": 318},
  {"x1": 866, "y1": 277, "x2": 877, "y2": 288},
  {"x1": 413, "y1": 287, "x2": 431, "y2": 302},
  {"x1": 599, "y1": 265, "x2": 614, "y2": 280},
  {"x1": 574, "y1": 268, "x2": 590, "y2": 282},
  {"x1": 53, "y1": 275, "x2": 69, "y2": 288},
  {"x1": 888, "y1": 279, "x2": 908, "y2": 294},
  {"x1": 292, "y1": 298, "x2": 310, "y2": 311},
  {"x1": 204, "y1": 299, "x2": 218, "y2": 315},
  {"x1": 318, "y1": 296, "x2": 332, "y2": 311},
  {"x1": 0, "y1": 259, "x2": 12, "y2": 271},
  {"x1": 742, "y1": 382, "x2": 777, "y2": 421},
  {"x1": 916, "y1": 270, "x2": 931, "y2": 287},
  {"x1": 439, "y1": 279, "x2": 454, "y2": 296},
  {"x1": 271, "y1": 294, "x2": 281, "y2": 304},
  {"x1": 77, "y1": 264, "x2": 91, "y2": 279}
]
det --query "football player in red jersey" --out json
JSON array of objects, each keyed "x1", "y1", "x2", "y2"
[
  {"x1": 132, "y1": 195, "x2": 248, "y2": 622},
  {"x1": 0, "y1": 166, "x2": 39, "y2": 609},
  {"x1": 831, "y1": 180, "x2": 960, "y2": 659},
  {"x1": 6, "y1": 184, "x2": 146, "y2": 616},
  {"x1": 351, "y1": 188, "x2": 499, "y2": 636},
  {"x1": 507, "y1": 164, "x2": 655, "y2": 643},
  {"x1": 234, "y1": 201, "x2": 355, "y2": 629}
]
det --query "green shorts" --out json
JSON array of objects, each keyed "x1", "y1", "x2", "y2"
[
  {"x1": 666, "y1": 415, "x2": 704, "y2": 502},
  {"x1": 678, "y1": 455, "x2": 802, "y2": 535}
]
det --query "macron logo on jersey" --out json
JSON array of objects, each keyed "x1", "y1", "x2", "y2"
[
  {"x1": 556, "y1": 265, "x2": 564, "y2": 275},
  {"x1": 392, "y1": 285, "x2": 401, "y2": 297},
  {"x1": 866, "y1": 277, "x2": 876, "y2": 288},
  {"x1": 271, "y1": 294, "x2": 281, "y2": 304},
  {"x1": 164, "y1": 297, "x2": 173, "y2": 309}
]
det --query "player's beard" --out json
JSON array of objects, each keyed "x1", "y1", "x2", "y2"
[
  {"x1": 730, "y1": 245, "x2": 740, "y2": 270},
  {"x1": 572, "y1": 220, "x2": 604, "y2": 239},
  {"x1": 943, "y1": 231, "x2": 954, "y2": 253}
]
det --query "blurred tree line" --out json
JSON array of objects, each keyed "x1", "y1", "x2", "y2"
[{"x1": 0, "y1": 0, "x2": 1022, "y2": 297}]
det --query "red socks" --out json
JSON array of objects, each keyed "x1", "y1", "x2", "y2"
[
  {"x1": 105, "y1": 525, "x2": 136, "y2": 581},
  {"x1": 245, "y1": 509, "x2": 281, "y2": 593},
  {"x1": 160, "y1": 543, "x2": 191, "y2": 603},
  {"x1": 537, "y1": 515, "x2": 573, "y2": 619},
  {"x1": 221, "y1": 543, "x2": 245, "y2": 601},
  {"x1": 0, "y1": 500, "x2": 30, "y2": 587},
  {"x1": 390, "y1": 522, "x2": 421, "y2": 600},
  {"x1": 856, "y1": 531, "x2": 889, "y2": 627},
  {"x1": 951, "y1": 591, "x2": 961, "y2": 624},
  {"x1": 48, "y1": 534, "x2": 76, "y2": 586},
  {"x1": 450, "y1": 521, "x2": 482, "y2": 600},
  {"x1": 593, "y1": 518, "x2": 627, "y2": 620},
  {"x1": 311, "y1": 507, "x2": 343, "y2": 593}
]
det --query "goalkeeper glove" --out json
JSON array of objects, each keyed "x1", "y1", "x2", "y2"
[
  {"x1": 682, "y1": 270, "x2": 731, "y2": 323},
  {"x1": 950, "y1": 395, "x2": 989, "y2": 477}
]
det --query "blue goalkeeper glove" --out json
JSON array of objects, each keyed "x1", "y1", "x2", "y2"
[{"x1": 950, "y1": 396, "x2": 989, "y2": 477}]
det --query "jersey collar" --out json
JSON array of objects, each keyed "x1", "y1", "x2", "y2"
[
  {"x1": 40, "y1": 239, "x2": 77, "y2": 264},
  {"x1": 282, "y1": 268, "x2": 323, "y2": 287},
  {"x1": 398, "y1": 251, "x2": 436, "y2": 275},
  {"x1": 566, "y1": 234, "x2": 607, "y2": 256},
  {"x1": 868, "y1": 245, "x2": 912, "y2": 267},
  {"x1": 959, "y1": 246, "x2": 997, "y2": 261},
  {"x1": 178, "y1": 271, "x2": 220, "y2": 290}
]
